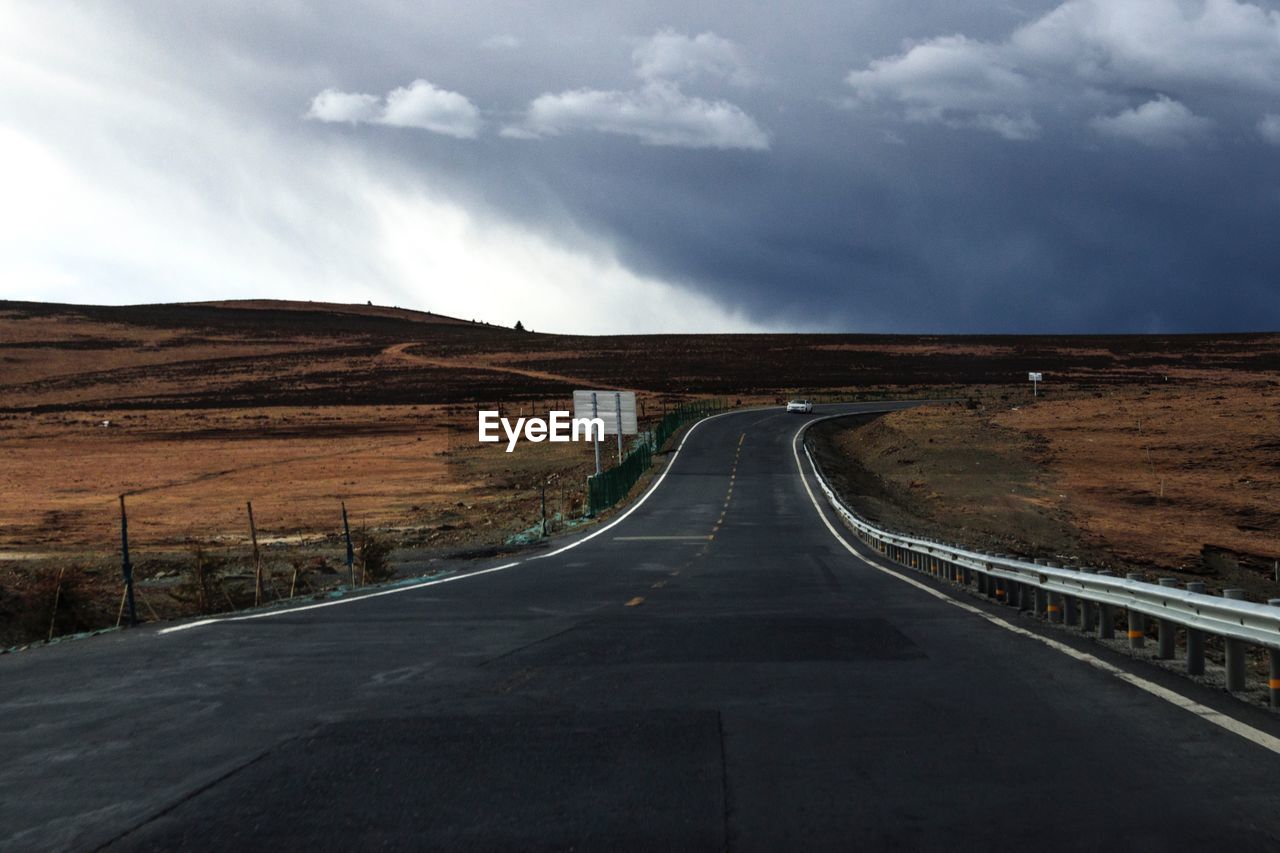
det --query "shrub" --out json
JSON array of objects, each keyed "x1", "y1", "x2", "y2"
[
  {"x1": 357, "y1": 530, "x2": 395, "y2": 583},
  {"x1": 175, "y1": 548, "x2": 224, "y2": 615}
]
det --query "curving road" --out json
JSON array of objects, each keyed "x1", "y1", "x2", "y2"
[{"x1": 3, "y1": 403, "x2": 1280, "y2": 851}]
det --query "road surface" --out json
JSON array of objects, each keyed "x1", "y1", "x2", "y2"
[{"x1": 3, "y1": 403, "x2": 1280, "y2": 851}]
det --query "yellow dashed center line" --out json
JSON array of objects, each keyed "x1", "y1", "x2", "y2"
[{"x1": 625, "y1": 596, "x2": 645, "y2": 607}]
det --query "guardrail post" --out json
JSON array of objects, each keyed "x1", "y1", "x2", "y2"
[
  {"x1": 1032, "y1": 560, "x2": 1048, "y2": 617},
  {"x1": 1097, "y1": 571, "x2": 1115, "y2": 639},
  {"x1": 1079, "y1": 568, "x2": 1095, "y2": 632},
  {"x1": 1052, "y1": 563, "x2": 1076, "y2": 625},
  {"x1": 1223, "y1": 589, "x2": 1247, "y2": 692},
  {"x1": 1157, "y1": 578, "x2": 1178, "y2": 660},
  {"x1": 1185, "y1": 581, "x2": 1205, "y2": 675},
  {"x1": 1125, "y1": 573, "x2": 1146, "y2": 648},
  {"x1": 1269, "y1": 599, "x2": 1280, "y2": 709}
]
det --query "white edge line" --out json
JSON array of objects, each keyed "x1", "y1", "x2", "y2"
[
  {"x1": 159, "y1": 407, "x2": 741, "y2": 635},
  {"x1": 791, "y1": 415, "x2": 1280, "y2": 758}
]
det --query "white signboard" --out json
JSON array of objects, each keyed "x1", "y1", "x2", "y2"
[
  {"x1": 1028, "y1": 372, "x2": 1043, "y2": 382},
  {"x1": 573, "y1": 390, "x2": 637, "y2": 435}
]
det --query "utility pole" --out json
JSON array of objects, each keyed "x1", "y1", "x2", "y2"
[{"x1": 118, "y1": 495, "x2": 138, "y2": 627}]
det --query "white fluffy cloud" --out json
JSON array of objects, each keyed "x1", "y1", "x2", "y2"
[
  {"x1": 510, "y1": 29, "x2": 767, "y2": 149},
  {"x1": 846, "y1": 0, "x2": 1280, "y2": 142},
  {"x1": 308, "y1": 79, "x2": 481, "y2": 139},
  {"x1": 1090, "y1": 96, "x2": 1213, "y2": 147},
  {"x1": 633, "y1": 30, "x2": 755, "y2": 87},
  {"x1": 1259, "y1": 113, "x2": 1280, "y2": 145},
  {"x1": 379, "y1": 80, "x2": 482, "y2": 137},
  {"x1": 847, "y1": 35, "x2": 1033, "y2": 116},
  {"x1": 307, "y1": 89, "x2": 380, "y2": 124},
  {"x1": 522, "y1": 80, "x2": 769, "y2": 149}
]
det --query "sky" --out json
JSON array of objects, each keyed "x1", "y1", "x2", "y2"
[{"x1": 2, "y1": 0, "x2": 1280, "y2": 334}]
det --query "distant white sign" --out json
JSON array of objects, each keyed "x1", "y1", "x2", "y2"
[
  {"x1": 573, "y1": 390, "x2": 637, "y2": 435},
  {"x1": 1028, "y1": 372, "x2": 1043, "y2": 382}
]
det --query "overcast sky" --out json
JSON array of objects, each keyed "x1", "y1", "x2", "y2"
[{"x1": 3, "y1": 1, "x2": 1280, "y2": 333}]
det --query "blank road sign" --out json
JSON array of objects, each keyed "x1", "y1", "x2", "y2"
[
  {"x1": 1028, "y1": 372, "x2": 1043, "y2": 382},
  {"x1": 573, "y1": 390, "x2": 637, "y2": 435}
]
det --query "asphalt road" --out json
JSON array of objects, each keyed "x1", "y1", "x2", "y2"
[{"x1": 4, "y1": 403, "x2": 1280, "y2": 851}]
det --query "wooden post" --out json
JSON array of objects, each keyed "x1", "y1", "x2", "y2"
[
  {"x1": 119, "y1": 495, "x2": 138, "y2": 628},
  {"x1": 342, "y1": 501, "x2": 355, "y2": 586},
  {"x1": 48, "y1": 566, "x2": 66, "y2": 641},
  {"x1": 247, "y1": 501, "x2": 262, "y2": 606}
]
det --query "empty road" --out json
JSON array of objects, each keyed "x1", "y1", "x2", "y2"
[{"x1": 4, "y1": 403, "x2": 1280, "y2": 851}]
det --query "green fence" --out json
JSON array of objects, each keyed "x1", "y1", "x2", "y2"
[{"x1": 586, "y1": 398, "x2": 725, "y2": 516}]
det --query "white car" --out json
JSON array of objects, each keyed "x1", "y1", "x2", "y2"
[{"x1": 786, "y1": 399, "x2": 813, "y2": 413}]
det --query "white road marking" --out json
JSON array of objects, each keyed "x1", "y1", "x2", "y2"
[
  {"x1": 160, "y1": 407, "x2": 747, "y2": 634},
  {"x1": 791, "y1": 417, "x2": 1280, "y2": 758}
]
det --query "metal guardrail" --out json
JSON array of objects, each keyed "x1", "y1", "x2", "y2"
[{"x1": 803, "y1": 439, "x2": 1280, "y2": 705}]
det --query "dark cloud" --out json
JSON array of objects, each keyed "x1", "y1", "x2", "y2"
[{"x1": 3, "y1": 0, "x2": 1279, "y2": 332}]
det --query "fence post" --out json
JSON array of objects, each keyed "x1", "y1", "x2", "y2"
[
  {"x1": 1156, "y1": 578, "x2": 1178, "y2": 659},
  {"x1": 118, "y1": 495, "x2": 138, "y2": 628},
  {"x1": 1185, "y1": 581, "x2": 1206, "y2": 675},
  {"x1": 1223, "y1": 589, "x2": 1247, "y2": 692},
  {"x1": 341, "y1": 501, "x2": 355, "y2": 586},
  {"x1": 1125, "y1": 573, "x2": 1145, "y2": 648},
  {"x1": 248, "y1": 501, "x2": 262, "y2": 607},
  {"x1": 1269, "y1": 599, "x2": 1280, "y2": 709}
]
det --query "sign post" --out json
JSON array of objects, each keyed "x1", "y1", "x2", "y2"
[
  {"x1": 1028, "y1": 372, "x2": 1042, "y2": 397},
  {"x1": 574, "y1": 390, "x2": 638, "y2": 472},
  {"x1": 614, "y1": 392, "x2": 623, "y2": 464},
  {"x1": 591, "y1": 392, "x2": 601, "y2": 475}
]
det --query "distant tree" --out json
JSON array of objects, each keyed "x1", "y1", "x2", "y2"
[{"x1": 514, "y1": 320, "x2": 526, "y2": 332}]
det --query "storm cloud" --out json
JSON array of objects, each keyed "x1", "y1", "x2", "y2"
[{"x1": 2, "y1": 0, "x2": 1279, "y2": 332}]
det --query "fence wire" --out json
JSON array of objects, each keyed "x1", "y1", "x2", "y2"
[{"x1": 586, "y1": 399, "x2": 724, "y2": 516}]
